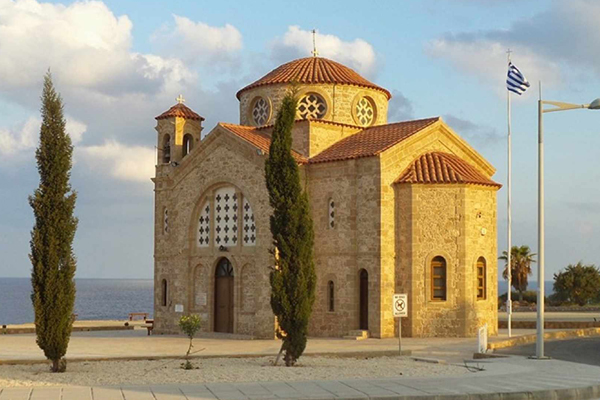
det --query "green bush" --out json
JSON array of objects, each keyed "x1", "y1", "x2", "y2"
[
  {"x1": 553, "y1": 262, "x2": 600, "y2": 306},
  {"x1": 499, "y1": 290, "x2": 539, "y2": 304},
  {"x1": 179, "y1": 314, "x2": 201, "y2": 369}
]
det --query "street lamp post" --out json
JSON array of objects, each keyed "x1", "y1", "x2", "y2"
[{"x1": 536, "y1": 83, "x2": 600, "y2": 359}]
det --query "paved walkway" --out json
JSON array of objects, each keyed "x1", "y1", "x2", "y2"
[{"x1": 1, "y1": 356, "x2": 600, "y2": 399}]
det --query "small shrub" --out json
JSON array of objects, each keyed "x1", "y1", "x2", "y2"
[{"x1": 179, "y1": 314, "x2": 201, "y2": 369}]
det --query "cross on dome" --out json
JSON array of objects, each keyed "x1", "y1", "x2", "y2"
[
  {"x1": 311, "y1": 29, "x2": 319, "y2": 57},
  {"x1": 176, "y1": 94, "x2": 185, "y2": 104}
]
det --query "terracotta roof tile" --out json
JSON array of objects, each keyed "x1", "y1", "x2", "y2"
[
  {"x1": 395, "y1": 152, "x2": 501, "y2": 187},
  {"x1": 218, "y1": 123, "x2": 307, "y2": 163},
  {"x1": 309, "y1": 117, "x2": 439, "y2": 164},
  {"x1": 156, "y1": 103, "x2": 205, "y2": 121},
  {"x1": 237, "y1": 57, "x2": 391, "y2": 100}
]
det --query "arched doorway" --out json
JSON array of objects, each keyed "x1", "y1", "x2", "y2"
[
  {"x1": 214, "y1": 258, "x2": 234, "y2": 333},
  {"x1": 359, "y1": 269, "x2": 368, "y2": 330}
]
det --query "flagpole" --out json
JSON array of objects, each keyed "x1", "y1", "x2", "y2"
[{"x1": 506, "y1": 49, "x2": 513, "y2": 338}]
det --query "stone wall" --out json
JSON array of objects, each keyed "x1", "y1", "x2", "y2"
[
  {"x1": 153, "y1": 127, "x2": 275, "y2": 338},
  {"x1": 306, "y1": 156, "x2": 387, "y2": 338},
  {"x1": 239, "y1": 84, "x2": 389, "y2": 128},
  {"x1": 379, "y1": 122, "x2": 499, "y2": 338}
]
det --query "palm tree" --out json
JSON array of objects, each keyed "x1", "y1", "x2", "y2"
[{"x1": 499, "y1": 245, "x2": 536, "y2": 302}]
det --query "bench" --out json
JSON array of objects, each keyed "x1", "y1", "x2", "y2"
[
  {"x1": 128, "y1": 312, "x2": 149, "y2": 321},
  {"x1": 145, "y1": 319, "x2": 154, "y2": 335}
]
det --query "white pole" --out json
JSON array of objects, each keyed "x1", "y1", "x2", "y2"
[
  {"x1": 536, "y1": 81, "x2": 545, "y2": 359},
  {"x1": 506, "y1": 52, "x2": 513, "y2": 338},
  {"x1": 398, "y1": 318, "x2": 402, "y2": 354}
]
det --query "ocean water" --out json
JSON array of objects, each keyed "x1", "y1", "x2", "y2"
[
  {"x1": 0, "y1": 278, "x2": 551, "y2": 325},
  {"x1": 0, "y1": 278, "x2": 153, "y2": 325}
]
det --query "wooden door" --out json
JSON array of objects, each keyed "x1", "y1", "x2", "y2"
[
  {"x1": 214, "y1": 258, "x2": 234, "y2": 333},
  {"x1": 359, "y1": 269, "x2": 368, "y2": 330}
]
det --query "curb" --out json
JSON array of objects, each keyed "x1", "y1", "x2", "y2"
[{"x1": 488, "y1": 327, "x2": 600, "y2": 351}]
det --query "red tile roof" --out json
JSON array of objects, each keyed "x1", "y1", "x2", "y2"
[
  {"x1": 395, "y1": 152, "x2": 501, "y2": 187},
  {"x1": 155, "y1": 103, "x2": 204, "y2": 121},
  {"x1": 236, "y1": 57, "x2": 391, "y2": 100},
  {"x1": 219, "y1": 123, "x2": 307, "y2": 163},
  {"x1": 309, "y1": 117, "x2": 439, "y2": 164}
]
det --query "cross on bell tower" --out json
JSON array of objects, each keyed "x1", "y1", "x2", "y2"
[{"x1": 176, "y1": 94, "x2": 185, "y2": 104}]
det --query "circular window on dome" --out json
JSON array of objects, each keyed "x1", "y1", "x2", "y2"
[
  {"x1": 251, "y1": 97, "x2": 271, "y2": 126},
  {"x1": 355, "y1": 96, "x2": 376, "y2": 126},
  {"x1": 297, "y1": 93, "x2": 327, "y2": 120}
]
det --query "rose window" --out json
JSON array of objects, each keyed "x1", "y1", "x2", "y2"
[
  {"x1": 297, "y1": 93, "x2": 327, "y2": 120},
  {"x1": 355, "y1": 97, "x2": 375, "y2": 126},
  {"x1": 252, "y1": 97, "x2": 270, "y2": 126}
]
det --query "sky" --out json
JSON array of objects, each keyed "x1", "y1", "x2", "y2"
[{"x1": 1, "y1": 0, "x2": 600, "y2": 280}]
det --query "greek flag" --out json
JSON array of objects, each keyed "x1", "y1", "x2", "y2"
[{"x1": 507, "y1": 62, "x2": 530, "y2": 95}]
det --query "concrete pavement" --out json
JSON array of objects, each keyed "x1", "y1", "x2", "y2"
[
  {"x1": 1, "y1": 356, "x2": 600, "y2": 399},
  {"x1": 497, "y1": 336, "x2": 600, "y2": 367}
]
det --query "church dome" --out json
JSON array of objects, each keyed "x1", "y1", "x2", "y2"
[{"x1": 236, "y1": 57, "x2": 391, "y2": 100}]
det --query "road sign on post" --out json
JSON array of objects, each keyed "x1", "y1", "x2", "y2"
[
  {"x1": 393, "y1": 294, "x2": 408, "y2": 354},
  {"x1": 393, "y1": 294, "x2": 407, "y2": 317}
]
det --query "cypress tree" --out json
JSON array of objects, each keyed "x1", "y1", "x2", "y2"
[
  {"x1": 265, "y1": 89, "x2": 316, "y2": 366},
  {"x1": 29, "y1": 72, "x2": 78, "y2": 373}
]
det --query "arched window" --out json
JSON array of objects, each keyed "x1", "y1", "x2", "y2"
[
  {"x1": 328, "y1": 198, "x2": 335, "y2": 229},
  {"x1": 162, "y1": 135, "x2": 171, "y2": 163},
  {"x1": 477, "y1": 257, "x2": 486, "y2": 300},
  {"x1": 161, "y1": 279, "x2": 168, "y2": 307},
  {"x1": 431, "y1": 256, "x2": 447, "y2": 301},
  {"x1": 328, "y1": 281, "x2": 335, "y2": 312},
  {"x1": 182, "y1": 134, "x2": 193, "y2": 157}
]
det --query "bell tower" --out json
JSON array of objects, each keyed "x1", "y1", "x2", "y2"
[{"x1": 154, "y1": 95, "x2": 204, "y2": 166}]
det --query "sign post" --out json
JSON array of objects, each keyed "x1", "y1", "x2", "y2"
[{"x1": 393, "y1": 294, "x2": 408, "y2": 354}]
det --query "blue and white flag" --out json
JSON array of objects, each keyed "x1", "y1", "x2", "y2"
[{"x1": 507, "y1": 62, "x2": 530, "y2": 95}]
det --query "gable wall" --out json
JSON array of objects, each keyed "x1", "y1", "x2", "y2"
[{"x1": 154, "y1": 131, "x2": 275, "y2": 338}]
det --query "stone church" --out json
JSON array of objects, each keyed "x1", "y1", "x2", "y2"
[{"x1": 153, "y1": 55, "x2": 500, "y2": 339}]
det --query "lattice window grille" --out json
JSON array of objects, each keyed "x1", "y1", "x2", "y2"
[
  {"x1": 214, "y1": 187, "x2": 237, "y2": 247},
  {"x1": 297, "y1": 93, "x2": 327, "y2": 120},
  {"x1": 328, "y1": 199, "x2": 335, "y2": 228},
  {"x1": 198, "y1": 200, "x2": 210, "y2": 247},
  {"x1": 243, "y1": 198, "x2": 256, "y2": 246},
  {"x1": 252, "y1": 97, "x2": 270, "y2": 126},
  {"x1": 163, "y1": 208, "x2": 169, "y2": 234},
  {"x1": 356, "y1": 97, "x2": 374, "y2": 126}
]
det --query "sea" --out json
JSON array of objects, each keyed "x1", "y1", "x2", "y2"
[
  {"x1": 0, "y1": 278, "x2": 553, "y2": 325},
  {"x1": 0, "y1": 278, "x2": 153, "y2": 325}
]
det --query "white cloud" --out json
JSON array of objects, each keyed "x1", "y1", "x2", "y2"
[
  {"x1": 271, "y1": 26, "x2": 377, "y2": 77},
  {"x1": 427, "y1": 0, "x2": 600, "y2": 93},
  {"x1": 0, "y1": 115, "x2": 85, "y2": 158},
  {"x1": 0, "y1": 117, "x2": 38, "y2": 156},
  {"x1": 65, "y1": 116, "x2": 86, "y2": 144},
  {"x1": 151, "y1": 15, "x2": 242, "y2": 65},
  {"x1": 78, "y1": 140, "x2": 155, "y2": 183},
  {"x1": 0, "y1": 0, "x2": 195, "y2": 94}
]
